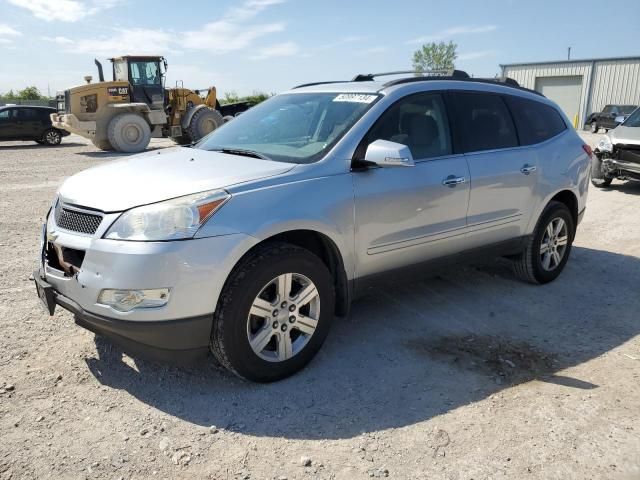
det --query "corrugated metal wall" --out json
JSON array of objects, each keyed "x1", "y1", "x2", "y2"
[
  {"x1": 502, "y1": 62, "x2": 592, "y2": 128},
  {"x1": 502, "y1": 58, "x2": 640, "y2": 129},
  {"x1": 589, "y1": 59, "x2": 640, "y2": 115}
]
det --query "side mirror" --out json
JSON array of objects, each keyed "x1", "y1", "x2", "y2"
[
  {"x1": 614, "y1": 115, "x2": 625, "y2": 124},
  {"x1": 364, "y1": 139, "x2": 414, "y2": 167}
]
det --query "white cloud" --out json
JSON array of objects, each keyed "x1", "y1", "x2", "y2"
[
  {"x1": 51, "y1": 28, "x2": 174, "y2": 55},
  {"x1": 181, "y1": 0, "x2": 285, "y2": 53},
  {"x1": 315, "y1": 36, "x2": 363, "y2": 51},
  {"x1": 0, "y1": 24, "x2": 22, "y2": 45},
  {"x1": 41, "y1": 36, "x2": 74, "y2": 45},
  {"x1": 361, "y1": 46, "x2": 390, "y2": 55},
  {"x1": 7, "y1": 0, "x2": 120, "y2": 22},
  {"x1": 250, "y1": 41, "x2": 299, "y2": 60},
  {"x1": 407, "y1": 25, "x2": 497, "y2": 44},
  {"x1": 458, "y1": 50, "x2": 495, "y2": 61}
]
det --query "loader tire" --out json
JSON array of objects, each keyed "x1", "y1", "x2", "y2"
[
  {"x1": 186, "y1": 107, "x2": 223, "y2": 143},
  {"x1": 107, "y1": 113, "x2": 151, "y2": 153},
  {"x1": 92, "y1": 138, "x2": 114, "y2": 151}
]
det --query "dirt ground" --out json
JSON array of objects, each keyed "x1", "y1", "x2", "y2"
[{"x1": 1, "y1": 132, "x2": 639, "y2": 480}]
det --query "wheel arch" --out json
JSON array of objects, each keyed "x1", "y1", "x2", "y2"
[
  {"x1": 549, "y1": 189, "x2": 579, "y2": 229},
  {"x1": 233, "y1": 229, "x2": 351, "y2": 317}
]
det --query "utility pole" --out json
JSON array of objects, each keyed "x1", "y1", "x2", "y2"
[{"x1": 567, "y1": 47, "x2": 571, "y2": 61}]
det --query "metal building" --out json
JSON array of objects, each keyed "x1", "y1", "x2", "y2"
[{"x1": 500, "y1": 56, "x2": 640, "y2": 129}]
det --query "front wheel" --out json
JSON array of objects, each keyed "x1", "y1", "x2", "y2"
[
  {"x1": 512, "y1": 201, "x2": 575, "y2": 284},
  {"x1": 591, "y1": 154, "x2": 613, "y2": 188},
  {"x1": 211, "y1": 242, "x2": 335, "y2": 382},
  {"x1": 107, "y1": 113, "x2": 151, "y2": 153}
]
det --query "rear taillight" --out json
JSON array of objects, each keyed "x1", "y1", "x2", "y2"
[{"x1": 582, "y1": 144, "x2": 593, "y2": 157}]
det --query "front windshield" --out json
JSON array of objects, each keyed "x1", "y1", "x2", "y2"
[
  {"x1": 196, "y1": 92, "x2": 381, "y2": 164},
  {"x1": 623, "y1": 108, "x2": 640, "y2": 127}
]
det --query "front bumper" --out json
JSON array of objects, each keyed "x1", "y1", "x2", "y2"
[
  {"x1": 37, "y1": 211, "x2": 258, "y2": 362},
  {"x1": 36, "y1": 271, "x2": 211, "y2": 363},
  {"x1": 50, "y1": 113, "x2": 96, "y2": 138}
]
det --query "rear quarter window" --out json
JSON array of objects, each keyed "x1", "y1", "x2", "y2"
[{"x1": 505, "y1": 96, "x2": 566, "y2": 146}]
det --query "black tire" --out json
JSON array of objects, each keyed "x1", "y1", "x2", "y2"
[
  {"x1": 107, "y1": 113, "x2": 151, "y2": 153},
  {"x1": 512, "y1": 201, "x2": 575, "y2": 284},
  {"x1": 590, "y1": 121, "x2": 598, "y2": 133},
  {"x1": 42, "y1": 129, "x2": 62, "y2": 146},
  {"x1": 590, "y1": 154, "x2": 613, "y2": 188},
  {"x1": 211, "y1": 242, "x2": 335, "y2": 382},
  {"x1": 92, "y1": 138, "x2": 114, "y2": 151},
  {"x1": 185, "y1": 107, "x2": 223, "y2": 143}
]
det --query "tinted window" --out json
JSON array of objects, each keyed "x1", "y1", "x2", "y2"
[
  {"x1": 16, "y1": 108, "x2": 38, "y2": 119},
  {"x1": 505, "y1": 96, "x2": 566, "y2": 145},
  {"x1": 361, "y1": 93, "x2": 452, "y2": 160},
  {"x1": 451, "y1": 92, "x2": 518, "y2": 152},
  {"x1": 0, "y1": 109, "x2": 9, "y2": 119},
  {"x1": 602, "y1": 105, "x2": 612, "y2": 114}
]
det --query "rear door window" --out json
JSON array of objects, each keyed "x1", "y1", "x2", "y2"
[
  {"x1": 505, "y1": 96, "x2": 567, "y2": 145},
  {"x1": 450, "y1": 92, "x2": 518, "y2": 153}
]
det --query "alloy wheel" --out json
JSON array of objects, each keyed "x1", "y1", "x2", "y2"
[
  {"x1": 46, "y1": 130, "x2": 61, "y2": 145},
  {"x1": 246, "y1": 273, "x2": 320, "y2": 362},
  {"x1": 540, "y1": 217, "x2": 569, "y2": 271}
]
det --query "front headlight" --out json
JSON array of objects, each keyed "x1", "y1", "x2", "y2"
[
  {"x1": 105, "y1": 189, "x2": 230, "y2": 241},
  {"x1": 597, "y1": 136, "x2": 613, "y2": 153}
]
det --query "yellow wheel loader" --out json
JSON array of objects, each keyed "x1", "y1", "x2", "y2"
[{"x1": 51, "y1": 56, "x2": 242, "y2": 153}]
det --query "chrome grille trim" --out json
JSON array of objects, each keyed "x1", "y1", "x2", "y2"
[{"x1": 54, "y1": 202, "x2": 103, "y2": 235}]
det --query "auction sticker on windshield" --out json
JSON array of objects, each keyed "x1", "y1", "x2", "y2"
[{"x1": 333, "y1": 94, "x2": 378, "y2": 103}]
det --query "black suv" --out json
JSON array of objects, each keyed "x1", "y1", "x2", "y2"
[
  {"x1": 0, "y1": 106, "x2": 69, "y2": 145},
  {"x1": 587, "y1": 104, "x2": 637, "y2": 133}
]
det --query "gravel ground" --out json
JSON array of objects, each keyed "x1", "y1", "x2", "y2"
[{"x1": 1, "y1": 132, "x2": 639, "y2": 480}]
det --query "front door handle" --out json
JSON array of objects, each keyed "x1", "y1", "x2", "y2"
[
  {"x1": 442, "y1": 175, "x2": 466, "y2": 187},
  {"x1": 521, "y1": 164, "x2": 537, "y2": 175}
]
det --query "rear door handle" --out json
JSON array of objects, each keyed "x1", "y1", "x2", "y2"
[
  {"x1": 442, "y1": 175, "x2": 466, "y2": 187},
  {"x1": 521, "y1": 165, "x2": 537, "y2": 175}
]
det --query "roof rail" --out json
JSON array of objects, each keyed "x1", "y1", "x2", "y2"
[
  {"x1": 292, "y1": 80, "x2": 349, "y2": 89},
  {"x1": 352, "y1": 69, "x2": 469, "y2": 82}
]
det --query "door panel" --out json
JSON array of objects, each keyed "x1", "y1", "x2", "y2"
[
  {"x1": 351, "y1": 91, "x2": 471, "y2": 278},
  {"x1": 353, "y1": 156, "x2": 470, "y2": 277},
  {"x1": 464, "y1": 148, "x2": 537, "y2": 246}
]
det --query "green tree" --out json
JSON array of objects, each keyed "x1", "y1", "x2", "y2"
[
  {"x1": 16, "y1": 86, "x2": 45, "y2": 100},
  {"x1": 412, "y1": 41, "x2": 458, "y2": 73},
  {"x1": 221, "y1": 90, "x2": 272, "y2": 105},
  {"x1": 2, "y1": 89, "x2": 17, "y2": 100}
]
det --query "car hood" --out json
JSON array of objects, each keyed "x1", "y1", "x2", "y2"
[
  {"x1": 610, "y1": 125, "x2": 640, "y2": 146},
  {"x1": 58, "y1": 147, "x2": 295, "y2": 212}
]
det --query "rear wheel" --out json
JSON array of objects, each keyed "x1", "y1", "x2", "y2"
[
  {"x1": 512, "y1": 201, "x2": 575, "y2": 284},
  {"x1": 42, "y1": 129, "x2": 62, "y2": 146},
  {"x1": 185, "y1": 107, "x2": 223, "y2": 143},
  {"x1": 211, "y1": 242, "x2": 335, "y2": 382},
  {"x1": 107, "y1": 113, "x2": 151, "y2": 153}
]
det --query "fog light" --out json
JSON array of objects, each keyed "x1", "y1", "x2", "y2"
[{"x1": 98, "y1": 288, "x2": 170, "y2": 312}]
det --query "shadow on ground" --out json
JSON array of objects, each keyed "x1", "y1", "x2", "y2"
[
  {"x1": 85, "y1": 246, "x2": 639, "y2": 440},
  {"x1": 0, "y1": 142, "x2": 86, "y2": 151},
  {"x1": 597, "y1": 180, "x2": 640, "y2": 196}
]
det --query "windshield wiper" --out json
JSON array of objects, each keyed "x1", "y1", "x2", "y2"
[{"x1": 213, "y1": 148, "x2": 271, "y2": 160}]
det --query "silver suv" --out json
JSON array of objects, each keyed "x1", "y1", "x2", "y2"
[{"x1": 34, "y1": 71, "x2": 592, "y2": 381}]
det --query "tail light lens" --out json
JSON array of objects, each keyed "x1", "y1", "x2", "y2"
[{"x1": 582, "y1": 144, "x2": 593, "y2": 157}]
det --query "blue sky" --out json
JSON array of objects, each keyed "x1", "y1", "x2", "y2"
[{"x1": 1, "y1": 0, "x2": 639, "y2": 97}]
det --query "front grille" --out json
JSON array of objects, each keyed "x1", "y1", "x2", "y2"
[{"x1": 54, "y1": 204, "x2": 102, "y2": 235}]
